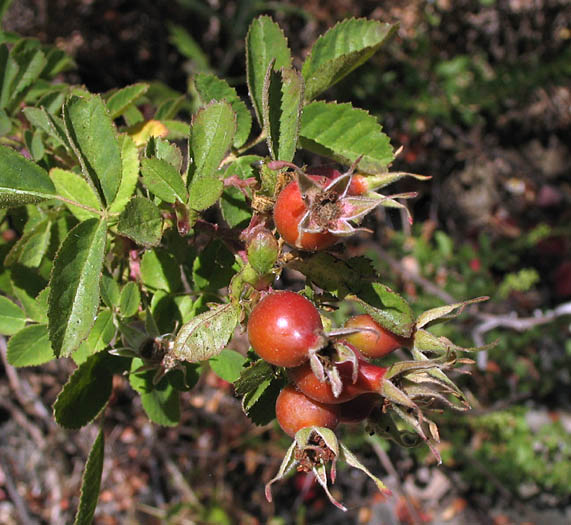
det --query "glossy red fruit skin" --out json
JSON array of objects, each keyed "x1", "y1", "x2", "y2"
[
  {"x1": 275, "y1": 385, "x2": 340, "y2": 437},
  {"x1": 288, "y1": 358, "x2": 388, "y2": 404},
  {"x1": 344, "y1": 314, "x2": 409, "y2": 359},
  {"x1": 247, "y1": 291, "x2": 324, "y2": 367},
  {"x1": 336, "y1": 393, "x2": 379, "y2": 424},
  {"x1": 273, "y1": 176, "x2": 337, "y2": 251}
]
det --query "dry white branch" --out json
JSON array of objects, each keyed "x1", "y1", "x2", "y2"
[{"x1": 473, "y1": 301, "x2": 571, "y2": 368}]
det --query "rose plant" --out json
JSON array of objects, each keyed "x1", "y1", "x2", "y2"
[{"x1": 0, "y1": 14, "x2": 492, "y2": 519}]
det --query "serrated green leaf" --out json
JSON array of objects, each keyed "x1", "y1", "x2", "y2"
[
  {"x1": 10, "y1": 268, "x2": 48, "y2": 323},
  {"x1": 0, "y1": 145, "x2": 55, "y2": 206},
  {"x1": 172, "y1": 302, "x2": 239, "y2": 363},
  {"x1": 192, "y1": 240, "x2": 235, "y2": 292},
  {"x1": 141, "y1": 156, "x2": 187, "y2": 203},
  {"x1": 0, "y1": 44, "x2": 18, "y2": 110},
  {"x1": 242, "y1": 376, "x2": 282, "y2": 426},
  {"x1": 23, "y1": 106, "x2": 68, "y2": 148},
  {"x1": 300, "y1": 101, "x2": 393, "y2": 173},
  {"x1": 117, "y1": 196, "x2": 163, "y2": 248},
  {"x1": 245, "y1": 16, "x2": 292, "y2": 127},
  {"x1": 73, "y1": 426, "x2": 104, "y2": 525},
  {"x1": 129, "y1": 358, "x2": 180, "y2": 426},
  {"x1": 7, "y1": 39, "x2": 47, "y2": 109},
  {"x1": 108, "y1": 134, "x2": 140, "y2": 214},
  {"x1": 63, "y1": 94, "x2": 122, "y2": 206},
  {"x1": 348, "y1": 282, "x2": 415, "y2": 338},
  {"x1": 220, "y1": 155, "x2": 261, "y2": 228},
  {"x1": 147, "y1": 136, "x2": 183, "y2": 171},
  {"x1": 100, "y1": 273, "x2": 120, "y2": 309},
  {"x1": 119, "y1": 281, "x2": 140, "y2": 318},
  {"x1": 263, "y1": 66, "x2": 304, "y2": 162},
  {"x1": 106, "y1": 82, "x2": 149, "y2": 119},
  {"x1": 4, "y1": 217, "x2": 51, "y2": 268},
  {"x1": 290, "y1": 252, "x2": 358, "y2": 298},
  {"x1": 187, "y1": 176, "x2": 223, "y2": 211},
  {"x1": 53, "y1": 352, "x2": 114, "y2": 429},
  {"x1": 194, "y1": 73, "x2": 252, "y2": 148},
  {"x1": 48, "y1": 218, "x2": 107, "y2": 357},
  {"x1": 140, "y1": 384, "x2": 180, "y2": 426},
  {"x1": 187, "y1": 101, "x2": 235, "y2": 211},
  {"x1": 51, "y1": 167, "x2": 103, "y2": 220},
  {"x1": 0, "y1": 295, "x2": 26, "y2": 335},
  {"x1": 140, "y1": 248, "x2": 181, "y2": 293},
  {"x1": 233, "y1": 358, "x2": 275, "y2": 396},
  {"x1": 302, "y1": 18, "x2": 397, "y2": 101},
  {"x1": 209, "y1": 348, "x2": 246, "y2": 383},
  {"x1": 6, "y1": 324, "x2": 55, "y2": 366},
  {"x1": 73, "y1": 308, "x2": 116, "y2": 365}
]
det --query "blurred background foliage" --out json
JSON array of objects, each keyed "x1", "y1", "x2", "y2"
[{"x1": 0, "y1": 0, "x2": 569, "y2": 523}]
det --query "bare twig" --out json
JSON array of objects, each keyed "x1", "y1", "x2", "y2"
[{"x1": 472, "y1": 301, "x2": 571, "y2": 368}]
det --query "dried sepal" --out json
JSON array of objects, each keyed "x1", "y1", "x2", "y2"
[{"x1": 340, "y1": 442, "x2": 392, "y2": 496}]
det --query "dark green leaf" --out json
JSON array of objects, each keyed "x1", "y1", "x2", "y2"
[
  {"x1": 117, "y1": 196, "x2": 163, "y2": 248},
  {"x1": 220, "y1": 155, "x2": 261, "y2": 228},
  {"x1": 0, "y1": 295, "x2": 26, "y2": 335},
  {"x1": 72, "y1": 308, "x2": 116, "y2": 365},
  {"x1": 147, "y1": 136, "x2": 183, "y2": 171},
  {"x1": 0, "y1": 145, "x2": 55, "y2": 206},
  {"x1": 290, "y1": 252, "x2": 359, "y2": 298},
  {"x1": 129, "y1": 359, "x2": 180, "y2": 426},
  {"x1": 172, "y1": 302, "x2": 240, "y2": 363},
  {"x1": 53, "y1": 352, "x2": 114, "y2": 429},
  {"x1": 7, "y1": 39, "x2": 47, "y2": 109},
  {"x1": 141, "y1": 157, "x2": 187, "y2": 203},
  {"x1": 106, "y1": 83, "x2": 149, "y2": 119},
  {"x1": 191, "y1": 240, "x2": 235, "y2": 292},
  {"x1": 140, "y1": 248, "x2": 181, "y2": 293},
  {"x1": 63, "y1": 94, "x2": 122, "y2": 206},
  {"x1": 119, "y1": 281, "x2": 141, "y2": 318},
  {"x1": 23, "y1": 106, "x2": 68, "y2": 148},
  {"x1": 245, "y1": 16, "x2": 291, "y2": 127},
  {"x1": 242, "y1": 376, "x2": 283, "y2": 426},
  {"x1": 233, "y1": 358, "x2": 275, "y2": 396},
  {"x1": 4, "y1": 217, "x2": 51, "y2": 268},
  {"x1": 262, "y1": 66, "x2": 303, "y2": 162},
  {"x1": 73, "y1": 426, "x2": 104, "y2": 525},
  {"x1": 100, "y1": 273, "x2": 120, "y2": 309},
  {"x1": 7, "y1": 324, "x2": 55, "y2": 366},
  {"x1": 209, "y1": 349, "x2": 247, "y2": 383},
  {"x1": 48, "y1": 218, "x2": 107, "y2": 357},
  {"x1": 51, "y1": 167, "x2": 103, "y2": 220},
  {"x1": 348, "y1": 282, "x2": 415, "y2": 338},
  {"x1": 302, "y1": 19, "x2": 398, "y2": 101},
  {"x1": 300, "y1": 101, "x2": 394, "y2": 173},
  {"x1": 194, "y1": 73, "x2": 252, "y2": 148},
  {"x1": 108, "y1": 135, "x2": 140, "y2": 214},
  {"x1": 187, "y1": 101, "x2": 235, "y2": 211}
]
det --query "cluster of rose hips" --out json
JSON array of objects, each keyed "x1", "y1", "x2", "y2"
[
  {"x1": 239, "y1": 161, "x2": 485, "y2": 509},
  {"x1": 248, "y1": 290, "x2": 404, "y2": 437}
]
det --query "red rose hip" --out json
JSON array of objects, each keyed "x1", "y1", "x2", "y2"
[
  {"x1": 247, "y1": 291, "x2": 324, "y2": 367},
  {"x1": 275, "y1": 385, "x2": 339, "y2": 437},
  {"x1": 344, "y1": 314, "x2": 409, "y2": 358}
]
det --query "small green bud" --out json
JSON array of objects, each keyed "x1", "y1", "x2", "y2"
[{"x1": 247, "y1": 228, "x2": 278, "y2": 275}]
